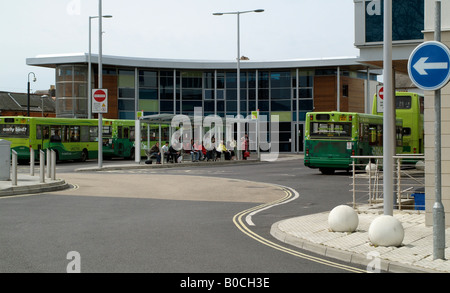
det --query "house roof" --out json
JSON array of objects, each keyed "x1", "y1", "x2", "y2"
[{"x1": 0, "y1": 91, "x2": 55, "y2": 113}]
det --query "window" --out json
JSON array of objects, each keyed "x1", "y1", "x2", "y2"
[
  {"x1": 366, "y1": 124, "x2": 382, "y2": 146},
  {"x1": 118, "y1": 70, "x2": 135, "y2": 88},
  {"x1": 36, "y1": 125, "x2": 49, "y2": 140},
  {"x1": 396, "y1": 96, "x2": 411, "y2": 109},
  {"x1": 139, "y1": 71, "x2": 157, "y2": 88},
  {"x1": 80, "y1": 126, "x2": 90, "y2": 142},
  {"x1": 69, "y1": 126, "x2": 80, "y2": 142},
  {"x1": 271, "y1": 71, "x2": 291, "y2": 88},
  {"x1": 89, "y1": 126, "x2": 98, "y2": 142},
  {"x1": 343, "y1": 85, "x2": 349, "y2": 97},
  {"x1": 50, "y1": 126, "x2": 62, "y2": 142},
  {"x1": 310, "y1": 122, "x2": 352, "y2": 138}
]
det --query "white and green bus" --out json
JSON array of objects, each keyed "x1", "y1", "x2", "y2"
[{"x1": 0, "y1": 116, "x2": 112, "y2": 163}]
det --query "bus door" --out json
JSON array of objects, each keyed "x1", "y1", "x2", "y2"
[
  {"x1": 123, "y1": 126, "x2": 131, "y2": 155},
  {"x1": 117, "y1": 126, "x2": 124, "y2": 156},
  {"x1": 36, "y1": 125, "x2": 50, "y2": 151}
]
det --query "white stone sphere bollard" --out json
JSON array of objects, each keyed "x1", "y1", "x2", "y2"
[
  {"x1": 368, "y1": 215, "x2": 404, "y2": 247},
  {"x1": 415, "y1": 160, "x2": 425, "y2": 171},
  {"x1": 365, "y1": 163, "x2": 377, "y2": 173},
  {"x1": 328, "y1": 205, "x2": 359, "y2": 232}
]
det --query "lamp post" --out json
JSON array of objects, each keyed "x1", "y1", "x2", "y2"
[
  {"x1": 383, "y1": 0, "x2": 394, "y2": 216},
  {"x1": 213, "y1": 9, "x2": 264, "y2": 160},
  {"x1": 41, "y1": 95, "x2": 49, "y2": 117},
  {"x1": 98, "y1": 0, "x2": 104, "y2": 168},
  {"x1": 88, "y1": 14, "x2": 112, "y2": 119},
  {"x1": 27, "y1": 72, "x2": 36, "y2": 117}
]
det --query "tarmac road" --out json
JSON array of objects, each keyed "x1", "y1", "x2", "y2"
[{"x1": 0, "y1": 156, "x2": 368, "y2": 274}]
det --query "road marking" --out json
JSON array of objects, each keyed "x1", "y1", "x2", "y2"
[
  {"x1": 245, "y1": 185, "x2": 299, "y2": 226},
  {"x1": 233, "y1": 186, "x2": 367, "y2": 273}
]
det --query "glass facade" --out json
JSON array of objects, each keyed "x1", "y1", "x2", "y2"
[
  {"x1": 118, "y1": 69, "x2": 135, "y2": 119},
  {"x1": 55, "y1": 65, "x2": 88, "y2": 118},
  {"x1": 52, "y1": 62, "x2": 378, "y2": 152}
]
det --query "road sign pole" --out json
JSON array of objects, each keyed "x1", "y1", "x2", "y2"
[
  {"x1": 383, "y1": 0, "x2": 394, "y2": 216},
  {"x1": 98, "y1": 0, "x2": 103, "y2": 169},
  {"x1": 433, "y1": 0, "x2": 445, "y2": 261}
]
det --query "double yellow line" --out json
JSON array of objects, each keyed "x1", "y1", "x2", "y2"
[{"x1": 232, "y1": 187, "x2": 367, "y2": 273}]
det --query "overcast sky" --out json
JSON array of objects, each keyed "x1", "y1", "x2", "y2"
[{"x1": 0, "y1": 0, "x2": 358, "y2": 93}]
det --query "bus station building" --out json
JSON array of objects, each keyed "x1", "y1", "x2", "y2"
[{"x1": 25, "y1": 0, "x2": 450, "y2": 226}]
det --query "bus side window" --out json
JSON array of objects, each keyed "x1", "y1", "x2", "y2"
[
  {"x1": 89, "y1": 126, "x2": 98, "y2": 142},
  {"x1": 118, "y1": 126, "x2": 123, "y2": 139},
  {"x1": 36, "y1": 125, "x2": 42, "y2": 140},
  {"x1": 70, "y1": 126, "x2": 80, "y2": 142},
  {"x1": 396, "y1": 127, "x2": 403, "y2": 147},
  {"x1": 369, "y1": 126, "x2": 377, "y2": 145},
  {"x1": 80, "y1": 126, "x2": 90, "y2": 142},
  {"x1": 62, "y1": 126, "x2": 70, "y2": 143},
  {"x1": 124, "y1": 127, "x2": 129, "y2": 139},
  {"x1": 130, "y1": 126, "x2": 135, "y2": 140},
  {"x1": 43, "y1": 126, "x2": 49, "y2": 139},
  {"x1": 50, "y1": 126, "x2": 62, "y2": 142}
]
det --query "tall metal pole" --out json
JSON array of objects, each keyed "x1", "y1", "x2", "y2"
[
  {"x1": 27, "y1": 81, "x2": 31, "y2": 117},
  {"x1": 88, "y1": 17, "x2": 93, "y2": 119},
  {"x1": 236, "y1": 12, "x2": 241, "y2": 160},
  {"x1": 98, "y1": 0, "x2": 103, "y2": 168},
  {"x1": 27, "y1": 72, "x2": 36, "y2": 117},
  {"x1": 213, "y1": 9, "x2": 264, "y2": 160},
  {"x1": 433, "y1": 0, "x2": 445, "y2": 261},
  {"x1": 383, "y1": 0, "x2": 394, "y2": 216}
]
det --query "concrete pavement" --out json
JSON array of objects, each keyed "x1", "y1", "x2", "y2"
[
  {"x1": 1, "y1": 155, "x2": 449, "y2": 273},
  {"x1": 0, "y1": 173, "x2": 68, "y2": 197},
  {"x1": 271, "y1": 206, "x2": 450, "y2": 273}
]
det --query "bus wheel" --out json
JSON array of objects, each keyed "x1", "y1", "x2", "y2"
[
  {"x1": 80, "y1": 149, "x2": 88, "y2": 162},
  {"x1": 319, "y1": 168, "x2": 335, "y2": 175}
]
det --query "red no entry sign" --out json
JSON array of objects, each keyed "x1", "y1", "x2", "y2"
[
  {"x1": 378, "y1": 86, "x2": 384, "y2": 100},
  {"x1": 93, "y1": 89, "x2": 107, "y2": 102},
  {"x1": 92, "y1": 89, "x2": 108, "y2": 114}
]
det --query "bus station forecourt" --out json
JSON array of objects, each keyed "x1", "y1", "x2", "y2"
[{"x1": 1, "y1": 154, "x2": 449, "y2": 273}]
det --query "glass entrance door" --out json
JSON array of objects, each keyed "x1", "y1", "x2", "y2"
[{"x1": 295, "y1": 122, "x2": 305, "y2": 153}]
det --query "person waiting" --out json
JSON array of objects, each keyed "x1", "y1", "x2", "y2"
[
  {"x1": 161, "y1": 141, "x2": 169, "y2": 163},
  {"x1": 149, "y1": 142, "x2": 161, "y2": 164},
  {"x1": 168, "y1": 145, "x2": 180, "y2": 163},
  {"x1": 190, "y1": 139, "x2": 200, "y2": 162}
]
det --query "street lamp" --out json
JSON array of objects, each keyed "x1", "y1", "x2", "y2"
[
  {"x1": 213, "y1": 9, "x2": 264, "y2": 160},
  {"x1": 41, "y1": 95, "x2": 49, "y2": 117},
  {"x1": 88, "y1": 14, "x2": 113, "y2": 119},
  {"x1": 27, "y1": 72, "x2": 36, "y2": 117}
]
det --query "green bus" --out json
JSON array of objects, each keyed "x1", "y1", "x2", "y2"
[
  {"x1": 372, "y1": 91, "x2": 424, "y2": 154},
  {"x1": 0, "y1": 116, "x2": 112, "y2": 163},
  {"x1": 103, "y1": 119, "x2": 170, "y2": 160},
  {"x1": 304, "y1": 112, "x2": 403, "y2": 174}
]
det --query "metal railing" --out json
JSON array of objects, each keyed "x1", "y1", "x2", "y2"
[{"x1": 350, "y1": 155, "x2": 425, "y2": 211}]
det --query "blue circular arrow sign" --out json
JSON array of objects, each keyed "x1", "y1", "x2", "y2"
[{"x1": 408, "y1": 41, "x2": 450, "y2": 91}]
